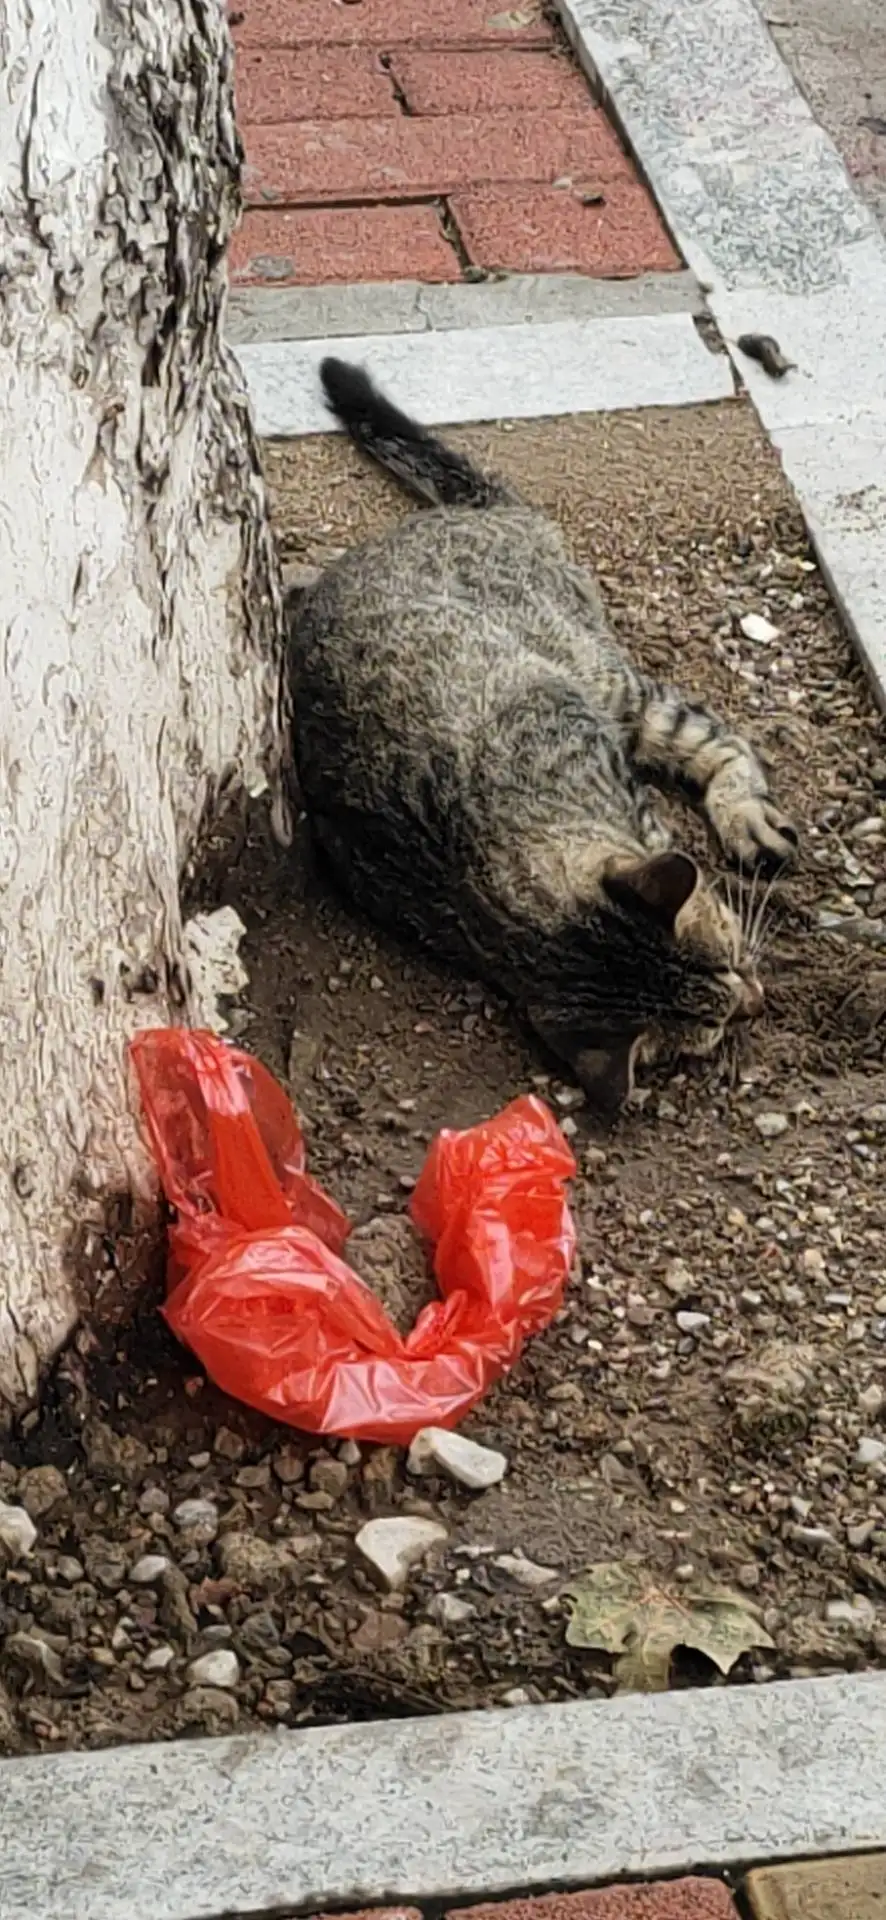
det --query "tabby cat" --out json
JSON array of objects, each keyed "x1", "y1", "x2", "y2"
[{"x1": 286, "y1": 359, "x2": 798, "y2": 1113}]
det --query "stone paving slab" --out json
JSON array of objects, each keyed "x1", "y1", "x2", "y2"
[
  {"x1": 225, "y1": 269, "x2": 702, "y2": 347},
  {"x1": 745, "y1": 1852, "x2": 886, "y2": 1918},
  {"x1": 233, "y1": 311, "x2": 733, "y2": 437},
  {"x1": 4, "y1": 1677, "x2": 886, "y2": 1920},
  {"x1": 554, "y1": 0, "x2": 886, "y2": 706}
]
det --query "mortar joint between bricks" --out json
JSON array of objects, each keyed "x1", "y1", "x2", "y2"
[
  {"x1": 378, "y1": 50, "x2": 414, "y2": 115},
  {"x1": 437, "y1": 195, "x2": 475, "y2": 277}
]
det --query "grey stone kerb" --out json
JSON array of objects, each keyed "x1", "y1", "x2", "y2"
[
  {"x1": 555, "y1": 0, "x2": 886, "y2": 709},
  {"x1": 1, "y1": 1675, "x2": 885, "y2": 1920}
]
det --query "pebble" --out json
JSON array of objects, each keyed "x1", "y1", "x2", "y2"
[
  {"x1": 17, "y1": 1464, "x2": 68, "y2": 1518},
  {"x1": 213, "y1": 1427, "x2": 245, "y2": 1462},
  {"x1": 663, "y1": 1258, "x2": 694, "y2": 1296},
  {"x1": 855, "y1": 1436, "x2": 886, "y2": 1468},
  {"x1": 309, "y1": 1457, "x2": 350, "y2": 1501},
  {"x1": 427, "y1": 1591, "x2": 477, "y2": 1627},
  {"x1": 216, "y1": 1531, "x2": 306, "y2": 1592},
  {"x1": 143, "y1": 1644, "x2": 176, "y2": 1673},
  {"x1": 502, "y1": 1687, "x2": 531, "y2": 1706},
  {"x1": 755, "y1": 1111, "x2": 789, "y2": 1139},
  {"x1": 272, "y1": 1449, "x2": 304, "y2": 1486},
  {"x1": 493, "y1": 1551, "x2": 559, "y2": 1588},
  {"x1": 57, "y1": 1555, "x2": 85, "y2": 1583},
  {"x1": 858, "y1": 1383, "x2": 885, "y2": 1418},
  {"x1": 740, "y1": 612, "x2": 780, "y2": 644},
  {"x1": 129, "y1": 1554, "x2": 171, "y2": 1585},
  {"x1": 139, "y1": 1486, "x2": 170, "y2": 1516},
  {"x1": 340, "y1": 1441, "x2": 361, "y2": 1467},
  {"x1": 676, "y1": 1310, "x2": 710, "y2": 1334},
  {"x1": 187, "y1": 1649, "x2": 240, "y2": 1690},
  {"x1": 354, "y1": 1517, "x2": 448, "y2": 1591},
  {"x1": 826, "y1": 1597, "x2": 876, "y2": 1627},
  {"x1": 0, "y1": 1504, "x2": 37, "y2": 1561},
  {"x1": 407, "y1": 1427, "x2": 507, "y2": 1491},
  {"x1": 172, "y1": 1497, "x2": 219, "y2": 1540}
]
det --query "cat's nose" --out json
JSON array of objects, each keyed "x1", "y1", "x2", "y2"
[{"x1": 734, "y1": 974, "x2": 764, "y2": 1021}]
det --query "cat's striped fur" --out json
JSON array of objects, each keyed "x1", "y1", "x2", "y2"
[{"x1": 286, "y1": 359, "x2": 798, "y2": 1113}]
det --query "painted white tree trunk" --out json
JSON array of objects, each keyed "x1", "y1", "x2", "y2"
[{"x1": 0, "y1": 0, "x2": 288, "y2": 1416}]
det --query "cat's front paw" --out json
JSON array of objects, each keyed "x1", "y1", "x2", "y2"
[{"x1": 714, "y1": 797, "x2": 799, "y2": 870}]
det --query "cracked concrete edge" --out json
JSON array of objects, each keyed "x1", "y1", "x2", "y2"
[
  {"x1": 553, "y1": 0, "x2": 886, "y2": 709},
  {"x1": 225, "y1": 269, "x2": 703, "y2": 346},
  {"x1": 233, "y1": 309, "x2": 733, "y2": 437},
  {"x1": 2, "y1": 1674, "x2": 886, "y2": 1920}
]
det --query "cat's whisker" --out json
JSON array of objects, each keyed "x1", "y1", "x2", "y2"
[{"x1": 747, "y1": 871, "x2": 778, "y2": 958}]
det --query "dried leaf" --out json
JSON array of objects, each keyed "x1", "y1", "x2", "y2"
[{"x1": 565, "y1": 1559, "x2": 774, "y2": 1692}]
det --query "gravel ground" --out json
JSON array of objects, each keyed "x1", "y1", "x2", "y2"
[{"x1": 2, "y1": 399, "x2": 885, "y2": 1757}]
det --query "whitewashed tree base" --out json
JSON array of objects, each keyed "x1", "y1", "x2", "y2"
[{"x1": 0, "y1": 0, "x2": 287, "y2": 1416}]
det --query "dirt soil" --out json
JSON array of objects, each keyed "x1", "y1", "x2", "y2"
[{"x1": 2, "y1": 400, "x2": 886, "y2": 1757}]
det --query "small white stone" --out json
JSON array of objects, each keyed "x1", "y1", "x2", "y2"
[
  {"x1": 187, "y1": 1649, "x2": 240, "y2": 1690},
  {"x1": 856, "y1": 1436, "x2": 886, "y2": 1468},
  {"x1": 740, "y1": 613, "x2": 780, "y2": 644},
  {"x1": 144, "y1": 1644, "x2": 176, "y2": 1673},
  {"x1": 826, "y1": 1596, "x2": 876, "y2": 1626},
  {"x1": 339, "y1": 1440, "x2": 361, "y2": 1467},
  {"x1": 858, "y1": 1383, "x2": 885, "y2": 1418},
  {"x1": 172, "y1": 1498, "x2": 219, "y2": 1538},
  {"x1": 355, "y1": 1517, "x2": 448, "y2": 1591},
  {"x1": 502, "y1": 1687, "x2": 531, "y2": 1706},
  {"x1": 427, "y1": 1591, "x2": 477, "y2": 1627},
  {"x1": 493, "y1": 1551, "x2": 558, "y2": 1588},
  {"x1": 676, "y1": 1310, "x2": 710, "y2": 1334},
  {"x1": 663, "y1": 1258, "x2": 694, "y2": 1295},
  {"x1": 0, "y1": 1504, "x2": 37, "y2": 1561},
  {"x1": 407, "y1": 1427, "x2": 507, "y2": 1491},
  {"x1": 129, "y1": 1554, "x2": 170, "y2": 1585},
  {"x1": 755, "y1": 1111, "x2": 789, "y2": 1139}
]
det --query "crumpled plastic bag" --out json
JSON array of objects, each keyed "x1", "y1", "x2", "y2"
[{"x1": 129, "y1": 1028, "x2": 576, "y2": 1445}]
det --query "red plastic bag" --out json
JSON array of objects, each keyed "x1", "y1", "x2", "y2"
[{"x1": 130, "y1": 1028, "x2": 576, "y2": 1444}]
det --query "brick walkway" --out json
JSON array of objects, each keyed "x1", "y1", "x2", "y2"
[
  {"x1": 229, "y1": 0, "x2": 679, "y2": 286},
  {"x1": 318, "y1": 1861, "x2": 886, "y2": 1920}
]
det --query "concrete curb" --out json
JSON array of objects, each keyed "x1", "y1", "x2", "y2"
[
  {"x1": 553, "y1": 0, "x2": 886, "y2": 708},
  {"x1": 226, "y1": 270, "x2": 703, "y2": 347},
  {"x1": 3, "y1": 1675, "x2": 886, "y2": 1920},
  {"x1": 233, "y1": 310, "x2": 733, "y2": 436}
]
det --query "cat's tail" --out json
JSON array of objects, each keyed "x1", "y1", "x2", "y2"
[{"x1": 319, "y1": 357, "x2": 515, "y2": 510}]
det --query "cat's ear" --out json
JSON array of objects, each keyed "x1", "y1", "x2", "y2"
[
  {"x1": 604, "y1": 850, "x2": 699, "y2": 931},
  {"x1": 573, "y1": 1036, "x2": 640, "y2": 1117}
]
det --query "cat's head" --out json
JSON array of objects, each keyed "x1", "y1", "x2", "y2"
[{"x1": 533, "y1": 849, "x2": 762, "y2": 1114}]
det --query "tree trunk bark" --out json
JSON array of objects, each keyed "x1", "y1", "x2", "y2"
[{"x1": 0, "y1": 0, "x2": 288, "y2": 1416}]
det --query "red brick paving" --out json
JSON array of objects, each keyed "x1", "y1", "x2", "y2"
[
  {"x1": 229, "y1": 0, "x2": 679, "y2": 283},
  {"x1": 243, "y1": 109, "x2": 633, "y2": 205},
  {"x1": 451, "y1": 180, "x2": 681, "y2": 275},
  {"x1": 389, "y1": 50, "x2": 590, "y2": 115},
  {"x1": 230, "y1": 204, "x2": 460, "y2": 286},
  {"x1": 232, "y1": 0, "x2": 553, "y2": 51},
  {"x1": 235, "y1": 48, "x2": 397, "y2": 123},
  {"x1": 450, "y1": 1886, "x2": 736, "y2": 1920}
]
